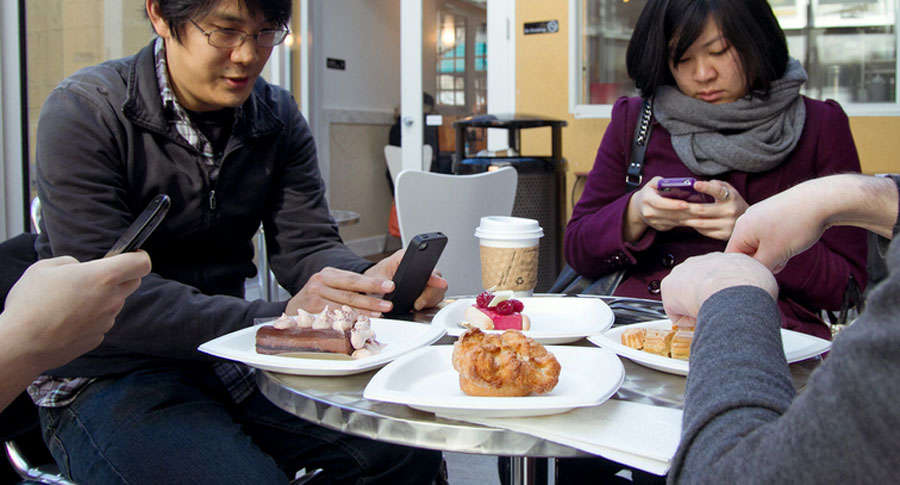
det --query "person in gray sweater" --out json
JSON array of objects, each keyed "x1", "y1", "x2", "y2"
[{"x1": 662, "y1": 173, "x2": 900, "y2": 483}]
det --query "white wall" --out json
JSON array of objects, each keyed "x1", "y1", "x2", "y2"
[
  {"x1": 320, "y1": 0, "x2": 402, "y2": 114},
  {"x1": 312, "y1": 0, "x2": 407, "y2": 255}
]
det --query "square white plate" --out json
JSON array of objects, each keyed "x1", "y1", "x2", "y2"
[
  {"x1": 432, "y1": 297, "x2": 615, "y2": 344},
  {"x1": 587, "y1": 319, "x2": 832, "y2": 376},
  {"x1": 363, "y1": 345, "x2": 625, "y2": 418},
  {"x1": 198, "y1": 319, "x2": 446, "y2": 376}
]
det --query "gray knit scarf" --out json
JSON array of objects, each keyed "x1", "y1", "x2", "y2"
[{"x1": 653, "y1": 58, "x2": 807, "y2": 176}]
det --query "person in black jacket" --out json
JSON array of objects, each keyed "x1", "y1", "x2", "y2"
[{"x1": 29, "y1": 0, "x2": 445, "y2": 483}]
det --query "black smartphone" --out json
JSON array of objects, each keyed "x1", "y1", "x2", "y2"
[
  {"x1": 105, "y1": 194, "x2": 171, "y2": 257},
  {"x1": 657, "y1": 177, "x2": 715, "y2": 203},
  {"x1": 383, "y1": 232, "x2": 448, "y2": 316}
]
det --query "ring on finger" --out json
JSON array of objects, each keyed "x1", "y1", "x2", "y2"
[{"x1": 721, "y1": 188, "x2": 730, "y2": 201}]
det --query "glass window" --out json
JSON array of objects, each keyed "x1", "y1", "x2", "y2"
[
  {"x1": 434, "y1": 7, "x2": 487, "y2": 114},
  {"x1": 437, "y1": 11, "x2": 467, "y2": 107},
  {"x1": 572, "y1": 0, "x2": 900, "y2": 117}
]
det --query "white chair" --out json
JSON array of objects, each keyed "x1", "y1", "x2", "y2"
[
  {"x1": 384, "y1": 144, "x2": 433, "y2": 185},
  {"x1": 30, "y1": 197, "x2": 42, "y2": 234},
  {"x1": 395, "y1": 166, "x2": 517, "y2": 296}
]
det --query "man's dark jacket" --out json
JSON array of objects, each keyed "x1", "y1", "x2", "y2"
[{"x1": 35, "y1": 40, "x2": 372, "y2": 377}]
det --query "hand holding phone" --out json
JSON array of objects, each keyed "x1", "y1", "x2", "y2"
[
  {"x1": 657, "y1": 177, "x2": 715, "y2": 203},
  {"x1": 383, "y1": 232, "x2": 448, "y2": 316},
  {"x1": 105, "y1": 194, "x2": 171, "y2": 257}
]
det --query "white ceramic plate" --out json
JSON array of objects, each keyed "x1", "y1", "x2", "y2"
[
  {"x1": 363, "y1": 345, "x2": 625, "y2": 418},
  {"x1": 432, "y1": 297, "x2": 615, "y2": 344},
  {"x1": 587, "y1": 319, "x2": 832, "y2": 376},
  {"x1": 198, "y1": 319, "x2": 446, "y2": 376}
]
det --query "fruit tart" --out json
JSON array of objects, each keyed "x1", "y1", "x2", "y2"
[{"x1": 460, "y1": 290, "x2": 531, "y2": 331}]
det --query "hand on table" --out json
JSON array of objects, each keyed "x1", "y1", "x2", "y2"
[
  {"x1": 660, "y1": 252, "x2": 777, "y2": 328},
  {"x1": 286, "y1": 249, "x2": 447, "y2": 317},
  {"x1": 0, "y1": 251, "x2": 151, "y2": 372}
]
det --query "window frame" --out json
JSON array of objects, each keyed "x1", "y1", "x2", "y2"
[
  {"x1": 569, "y1": 0, "x2": 900, "y2": 118},
  {"x1": 1, "y1": 1, "x2": 27, "y2": 238}
]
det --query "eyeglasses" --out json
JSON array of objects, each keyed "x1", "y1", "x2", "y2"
[{"x1": 190, "y1": 19, "x2": 289, "y2": 48}]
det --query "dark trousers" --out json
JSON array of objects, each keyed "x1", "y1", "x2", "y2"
[
  {"x1": 39, "y1": 365, "x2": 442, "y2": 484},
  {"x1": 499, "y1": 456, "x2": 667, "y2": 484}
]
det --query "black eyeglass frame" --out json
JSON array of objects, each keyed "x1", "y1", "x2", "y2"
[{"x1": 189, "y1": 19, "x2": 289, "y2": 48}]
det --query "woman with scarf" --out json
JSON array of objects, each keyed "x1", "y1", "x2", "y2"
[{"x1": 565, "y1": 0, "x2": 868, "y2": 341}]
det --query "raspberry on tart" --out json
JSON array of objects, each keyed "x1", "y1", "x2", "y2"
[{"x1": 460, "y1": 290, "x2": 530, "y2": 331}]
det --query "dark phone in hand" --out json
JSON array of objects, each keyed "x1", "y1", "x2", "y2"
[
  {"x1": 383, "y1": 232, "x2": 448, "y2": 316},
  {"x1": 105, "y1": 194, "x2": 171, "y2": 257},
  {"x1": 657, "y1": 177, "x2": 715, "y2": 203}
]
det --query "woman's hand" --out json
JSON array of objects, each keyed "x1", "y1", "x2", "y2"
[
  {"x1": 624, "y1": 176, "x2": 695, "y2": 241},
  {"x1": 680, "y1": 180, "x2": 749, "y2": 241}
]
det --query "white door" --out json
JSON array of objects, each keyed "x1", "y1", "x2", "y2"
[{"x1": 399, "y1": 0, "x2": 515, "y2": 172}]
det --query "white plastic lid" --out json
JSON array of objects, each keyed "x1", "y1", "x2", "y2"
[{"x1": 474, "y1": 216, "x2": 544, "y2": 240}]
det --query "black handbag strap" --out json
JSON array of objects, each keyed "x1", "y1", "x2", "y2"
[{"x1": 625, "y1": 98, "x2": 654, "y2": 191}]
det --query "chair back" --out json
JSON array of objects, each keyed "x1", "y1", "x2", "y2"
[
  {"x1": 30, "y1": 197, "x2": 42, "y2": 234},
  {"x1": 395, "y1": 167, "x2": 517, "y2": 296},
  {"x1": 384, "y1": 145, "x2": 434, "y2": 185}
]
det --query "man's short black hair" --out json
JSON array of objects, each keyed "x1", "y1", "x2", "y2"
[
  {"x1": 149, "y1": 0, "x2": 292, "y2": 43},
  {"x1": 626, "y1": 0, "x2": 789, "y2": 99}
]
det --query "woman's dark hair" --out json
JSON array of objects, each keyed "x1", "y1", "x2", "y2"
[
  {"x1": 148, "y1": 0, "x2": 292, "y2": 43},
  {"x1": 626, "y1": 0, "x2": 789, "y2": 99}
]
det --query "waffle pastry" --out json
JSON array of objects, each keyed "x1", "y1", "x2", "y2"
[
  {"x1": 620, "y1": 324, "x2": 692, "y2": 361},
  {"x1": 669, "y1": 330, "x2": 694, "y2": 360},
  {"x1": 642, "y1": 328, "x2": 675, "y2": 356},
  {"x1": 620, "y1": 328, "x2": 646, "y2": 350}
]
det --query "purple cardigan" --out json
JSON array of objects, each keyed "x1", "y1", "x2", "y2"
[{"x1": 565, "y1": 96, "x2": 868, "y2": 339}]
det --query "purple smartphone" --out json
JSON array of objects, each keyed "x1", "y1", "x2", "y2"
[{"x1": 657, "y1": 177, "x2": 715, "y2": 203}]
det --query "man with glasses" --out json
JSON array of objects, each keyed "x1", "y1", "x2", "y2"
[{"x1": 29, "y1": 0, "x2": 445, "y2": 483}]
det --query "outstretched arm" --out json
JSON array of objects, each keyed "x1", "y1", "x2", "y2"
[
  {"x1": 726, "y1": 174, "x2": 898, "y2": 273},
  {"x1": 0, "y1": 252, "x2": 150, "y2": 411}
]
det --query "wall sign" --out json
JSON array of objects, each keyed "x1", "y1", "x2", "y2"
[
  {"x1": 326, "y1": 58, "x2": 346, "y2": 70},
  {"x1": 524, "y1": 20, "x2": 559, "y2": 35}
]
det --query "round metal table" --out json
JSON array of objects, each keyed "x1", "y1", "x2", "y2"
[{"x1": 256, "y1": 296, "x2": 821, "y2": 485}]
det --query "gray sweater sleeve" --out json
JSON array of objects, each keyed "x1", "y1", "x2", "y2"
[{"x1": 670, "y1": 237, "x2": 900, "y2": 482}]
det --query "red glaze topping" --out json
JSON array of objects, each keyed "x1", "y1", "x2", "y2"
[{"x1": 472, "y1": 290, "x2": 524, "y2": 329}]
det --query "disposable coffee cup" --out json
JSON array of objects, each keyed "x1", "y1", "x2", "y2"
[{"x1": 474, "y1": 216, "x2": 543, "y2": 297}]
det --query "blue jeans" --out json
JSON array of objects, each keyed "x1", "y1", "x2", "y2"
[{"x1": 39, "y1": 365, "x2": 441, "y2": 484}]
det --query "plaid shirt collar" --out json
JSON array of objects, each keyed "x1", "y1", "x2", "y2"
[{"x1": 154, "y1": 37, "x2": 216, "y2": 161}]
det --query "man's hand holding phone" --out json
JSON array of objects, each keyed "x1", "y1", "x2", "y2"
[
  {"x1": 286, "y1": 234, "x2": 448, "y2": 317},
  {"x1": 382, "y1": 232, "x2": 448, "y2": 316}
]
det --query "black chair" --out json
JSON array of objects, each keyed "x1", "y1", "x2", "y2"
[{"x1": 0, "y1": 232, "x2": 75, "y2": 485}]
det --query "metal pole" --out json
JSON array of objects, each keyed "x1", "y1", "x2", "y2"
[{"x1": 509, "y1": 456, "x2": 536, "y2": 485}]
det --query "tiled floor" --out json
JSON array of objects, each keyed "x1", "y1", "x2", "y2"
[{"x1": 444, "y1": 453, "x2": 501, "y2": 484}]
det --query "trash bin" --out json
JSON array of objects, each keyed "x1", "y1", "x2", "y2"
[{"x1": 452, "y1": 114, "x2": 567, "y2": 292}]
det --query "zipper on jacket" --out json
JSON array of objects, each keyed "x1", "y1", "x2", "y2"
[{"x1": 209, "y1": 190, "x2": 217, "y2": 211}]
